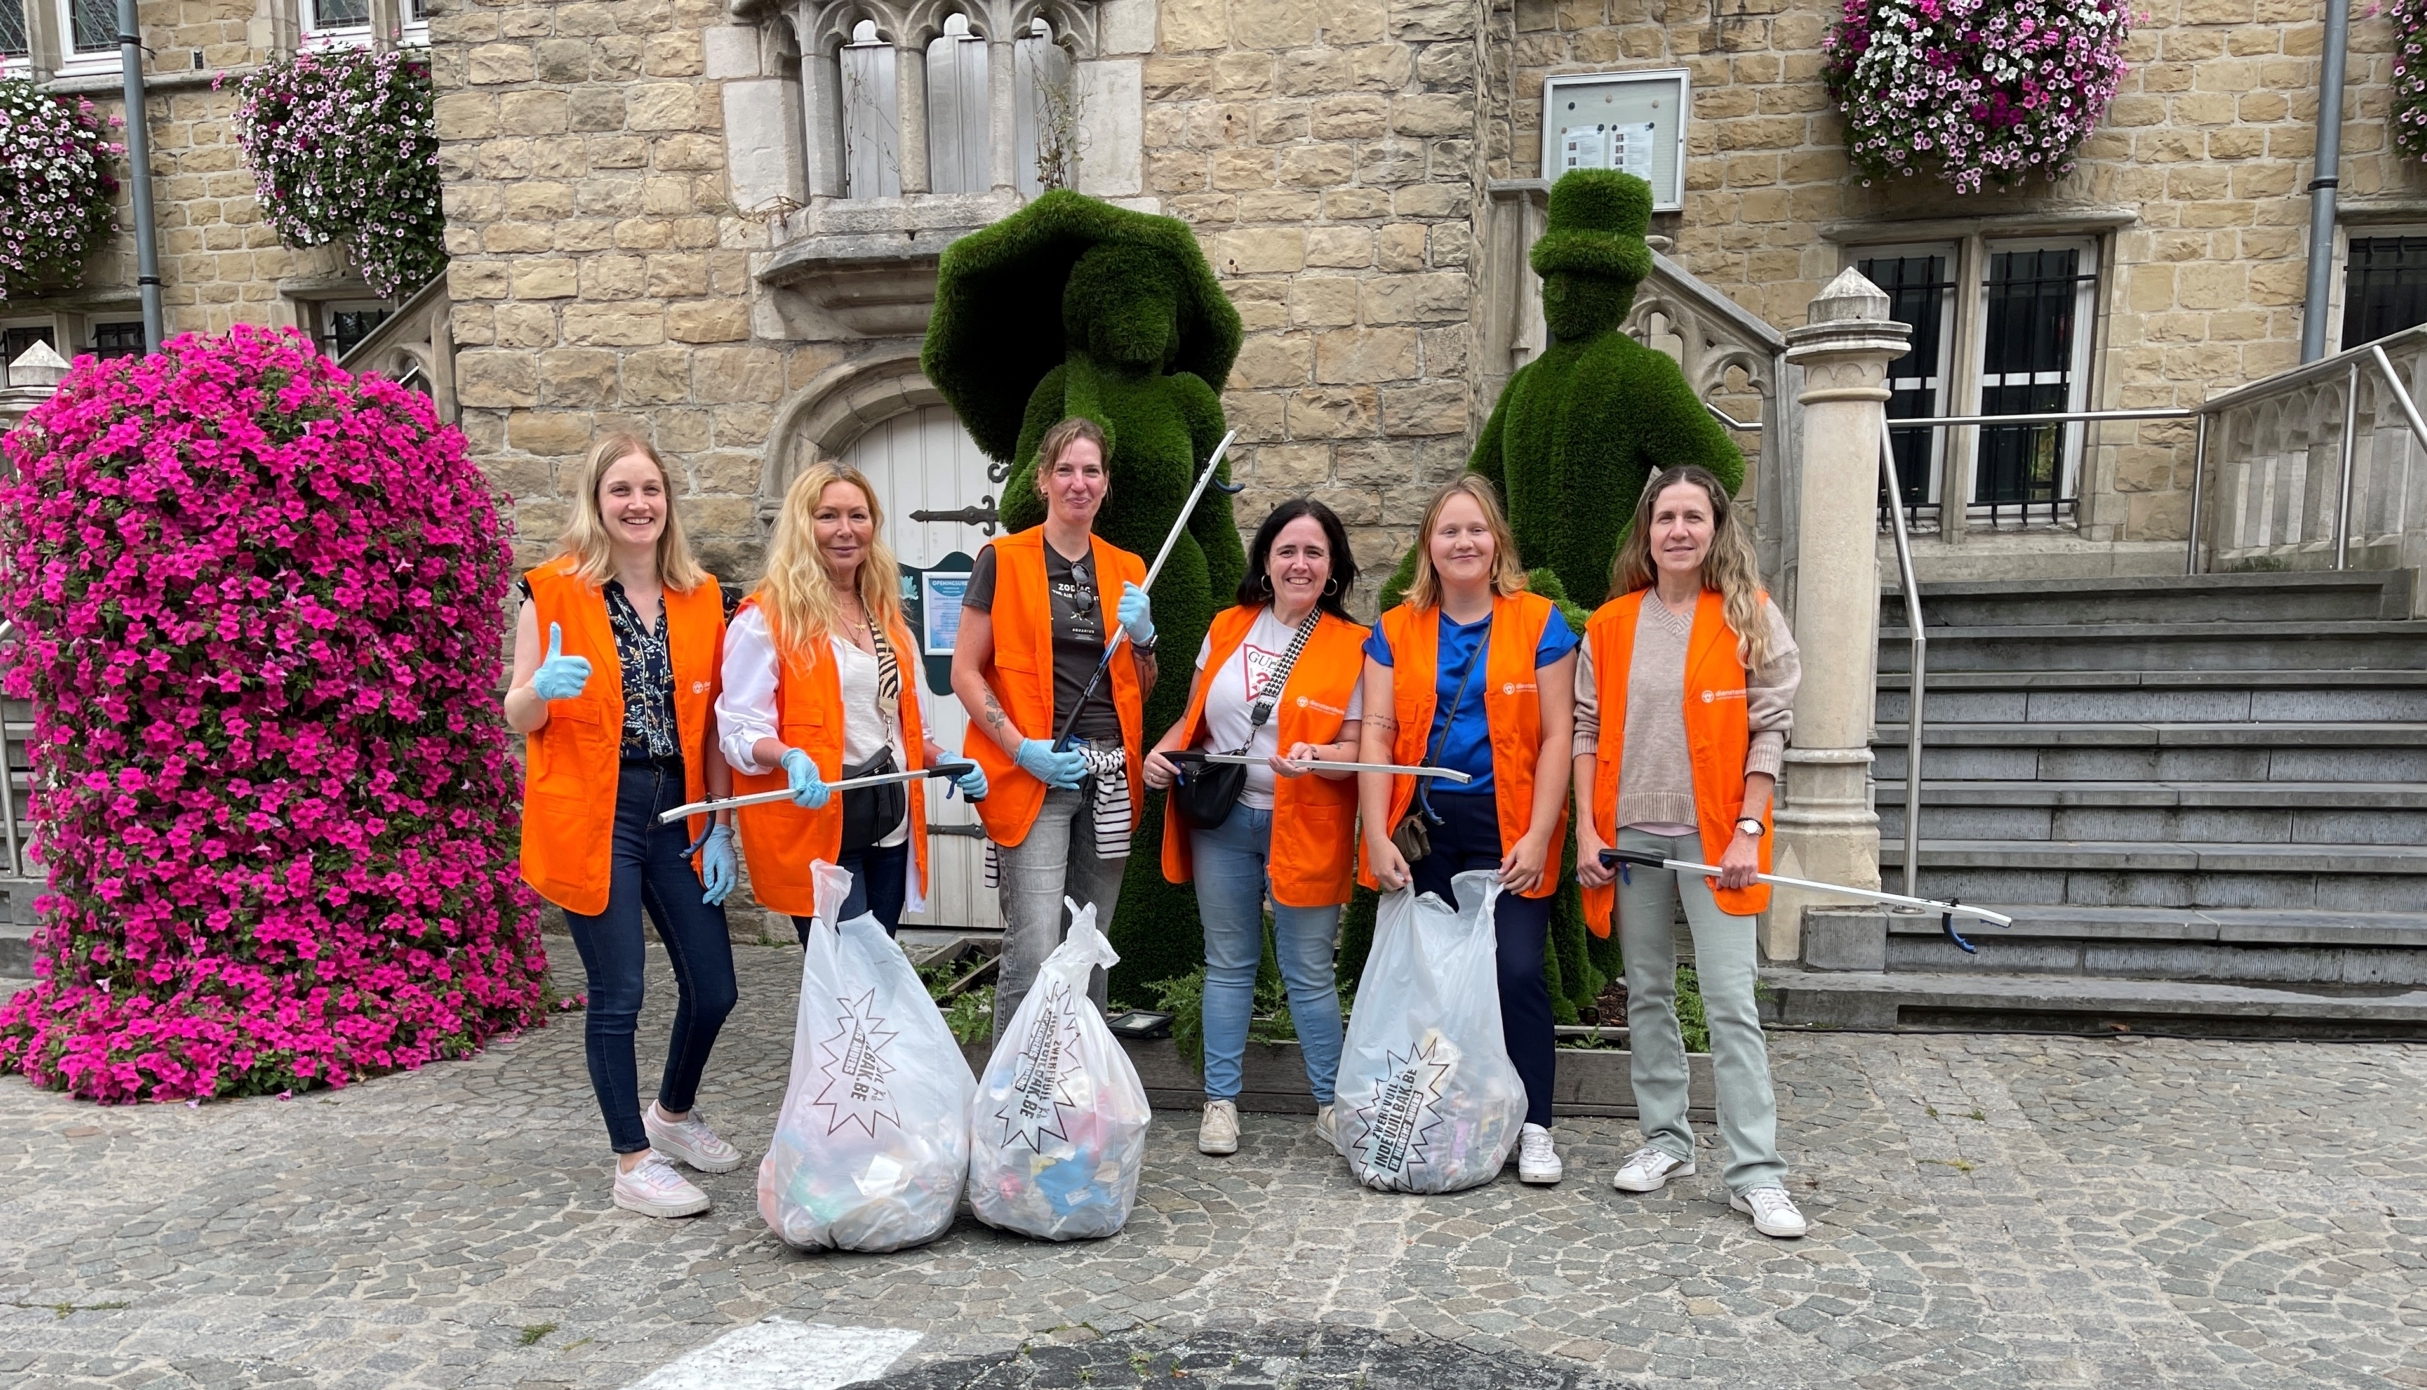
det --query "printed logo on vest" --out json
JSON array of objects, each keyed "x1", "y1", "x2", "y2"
[
  {"x1": 1297, "y1": 695, "x2": 1348, "y2": 717},
  {"x1": 1702, "y1": 688, "x2": 1746, "y2": 703},
  {"x1": 811, "y1": 989, "x2": 901, "y2": 1137},
  {"x1": 692, "y1": 680, "x2": 711, "y2": 694},
  {"x1": 994, "y1": 979, "x2": 1083, "y2": 1153},
  {"x1": 1351, "y1": 1031, "x2": 1459, "y2": 1189}
]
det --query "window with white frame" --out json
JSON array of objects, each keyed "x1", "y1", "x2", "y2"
[
  {"x1": 300, "y1": 0, "x2": 428, "y2": 49},
  {"x1": 1857, "y1": 235, "x2": 2101, "y2": 529},
  {"x1": 52, "y1": 0, "x2": 118, "y2": 76}
]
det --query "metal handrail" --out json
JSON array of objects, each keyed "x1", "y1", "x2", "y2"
[
  {"x1": 1706, "y1": 402, "x2": 1764, "y2": 431},
  {"x1": 1877, "y1": 433, "x2": 1926, "y2": 899}
]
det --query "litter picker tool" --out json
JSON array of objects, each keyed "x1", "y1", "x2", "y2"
[
  {"x1": 1172, "y1": 750, "x2": 1473, "y2": 783},
  {"x1": 657, "y1": 760, "x2": 981, "y2": 827},
  {"x1": 1052, "y1": 430, "x2": 1243, "y2": 750},
  {"x1": 1597, "y1": 847, "x2": 2015, "y2": 953}
]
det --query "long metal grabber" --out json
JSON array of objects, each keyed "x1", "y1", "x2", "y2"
[
  {"x1": 1052, "y1": 430, "x2": 1243, "y2": 750},
  {"x1": 1597, "y1": 848, "x2": 2014, "y2": 953},
  {"x1": 656, "y1": 760, "x2": 980, "y2": 826},
  {"x1": 1178, "y1": 750, "x2": 1473, "y2": 783}
]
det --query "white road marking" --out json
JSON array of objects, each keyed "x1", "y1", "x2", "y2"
[{"x1": 622, "y1": 1318, "x2": 921, "y2": 1390}]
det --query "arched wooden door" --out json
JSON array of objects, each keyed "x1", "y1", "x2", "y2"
[{"x1": 841, "y1": 404, "x2": 1003, "y2": 931}]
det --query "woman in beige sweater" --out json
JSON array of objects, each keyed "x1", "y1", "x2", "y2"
[{"x1": 1572, "y1": 463, "x2": 1807, "y2": 1240}]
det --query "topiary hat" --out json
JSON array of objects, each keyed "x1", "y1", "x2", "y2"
[
  {"x1": 923, "y1": 190, "x2": 1243, "y2": 463},
  {"x1": 1528, "y1": 169, "x2": 1655, "y2": 286}
]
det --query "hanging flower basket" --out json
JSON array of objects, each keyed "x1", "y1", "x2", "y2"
[
  {"x1": 229, "y1": 48, "x2": 446, "y2": 302},
  {"x1": 1822, "y1": 0, "x2": 2132, "y2": 195},
  {"x1": 2392, "y1": 0, "x2": 2427, "y2": 162},
  {"x1": 0, "y1": 79, "x2": 121, "y2": 306},
  {"x1": 0, "y1": 324, "x2": 547, "y2": 1103}
]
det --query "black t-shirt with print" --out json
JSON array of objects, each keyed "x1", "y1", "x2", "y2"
[{"x1": 963, "y1": 543, "x2": 1125, "y2": 742}]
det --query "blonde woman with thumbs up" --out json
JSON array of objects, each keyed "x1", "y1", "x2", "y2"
[{"x1": 507, "y1": 432, "x2": 745, "y2": 1222}]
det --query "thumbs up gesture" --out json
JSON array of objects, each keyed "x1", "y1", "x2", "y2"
[{"x1": 530, "y1": 622, "x2": 593, "y2": 702}]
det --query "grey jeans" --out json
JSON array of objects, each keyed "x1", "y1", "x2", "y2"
[
  {"x1": 1615, "y1": 825, "x2": 1786, "y2": 1193},
  {"x1": 992, "y1": 781, "x2": 1125, "y2": 1044}
]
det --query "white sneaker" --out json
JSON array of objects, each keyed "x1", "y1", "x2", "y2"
[
  {"x1": 1612, "y1": 1145, "x2": 1696, "y2": 1193},
  {"x1": 1516, "y1": 1123, "x2": 1562, "y2": 1184},
  {"x1": 642, "y1": 1102, "x2": 744, "y2": 1174},
  {"x1": 1731, "y1": 1185, "x2": 1809, "y2": 1239},
  {"x1": 613, "y1": 1153, "x2": 710, "y2": 1218},
  {"x1": 1314, "y1": 1103, "x2": 1337, "y2": 1150},
  {"x1": 1198, "y1": 1100, "x2": 1239, "y2": 1156}
]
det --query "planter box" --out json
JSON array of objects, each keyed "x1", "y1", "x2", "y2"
[{"x1": 958, "y1": 1035, "x2": 1716, "y2": 1121}]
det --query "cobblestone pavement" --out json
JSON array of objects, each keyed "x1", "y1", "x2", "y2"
[{"x1": 2, "y1": 938, "x2": 2422, "y2": 1390}]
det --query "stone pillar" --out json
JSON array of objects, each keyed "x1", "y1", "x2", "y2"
[
  {"x1": 988, "y1": 35, "x2": 1016, "y2": 193},
  {"x1": 895, "y1": 40, "x2": 930, "y2": 195},
  {"x1": 0, "y1": 339, "x2": 72, "y2": 432},
  {"x1": 1767, "y1": 270, "x2": 1910, "y2": 961}
]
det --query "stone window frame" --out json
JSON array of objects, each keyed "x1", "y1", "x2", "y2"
[
  {"x1": 1836, "y1": 225, "x2": 2113, "y2": 531},
  {"x1": 31, "y1": 0, "x2": 119, "y2": 79},
  {"x1": 2333, "y1": 224, "x2": 2427, "y2": 355}
]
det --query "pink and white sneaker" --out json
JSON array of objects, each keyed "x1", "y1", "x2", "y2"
[
  {"x1": 613, "y1": 1153, "x2": 710, "y2": 1218},
  {"x1": 643, "y1": 1102, "x2": 744, "y2": 1174}
]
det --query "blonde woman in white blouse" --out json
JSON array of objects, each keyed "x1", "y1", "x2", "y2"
[{"x1": 718, "y1": 462, "x2": 988, "y2": 938}]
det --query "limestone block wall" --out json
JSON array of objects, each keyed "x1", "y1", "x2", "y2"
[
  {"x1": 1501, "y1": 0, "x2": 2427, "y2": 543},
  {"x1": 1146, "y1": 0, "x2": 1490, "y2": 591}
]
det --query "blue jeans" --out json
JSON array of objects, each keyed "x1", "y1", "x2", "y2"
[
  {"x1": 1408, "y1": 789, "x2": 1555, "y2": 1129},
  {"x1": 790, "y1": 839, "x2": 911, "y2": 944},
  {"x1": 1192, "y1": 806, "x2": 1345, "y2": 1106},
  {"x1": 561, "y1": 761, "x2": 739, "y2": 1155}
]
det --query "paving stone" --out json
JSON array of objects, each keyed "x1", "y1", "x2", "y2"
[{"x1": 0, "y1": 942, "x2": 2421, "y2": 1389}]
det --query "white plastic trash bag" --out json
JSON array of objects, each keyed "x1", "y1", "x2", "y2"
[
  {"x1": 759, "y1": 861, "x2": 974, "y2": 1252},
  {"x1": 1332, "y1": 869, "x2": 1528, "y2": 1193},
  {"x1": 966, "y1": 897, "x2": 1152, "y2": 1240}
]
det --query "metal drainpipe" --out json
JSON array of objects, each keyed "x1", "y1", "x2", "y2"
[
  {"x1": 117, "y1": 0, "x2": 165, "y2": 354},
  {"x1": 2302, "y1": 0, "x2": 2352, "y2": 364}
]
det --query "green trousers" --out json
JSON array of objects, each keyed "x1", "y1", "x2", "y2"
[{"x1": 1616, "y1": 826, "x2": 1787, "y2": 1192}]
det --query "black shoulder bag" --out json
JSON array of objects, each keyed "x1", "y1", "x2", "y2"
[
  {"x1": 1386, "y1": 625, "x2": 1486, "y2": 865},
  {"x1": 1169, "y1": 611, "x2": 1321, "y2": 831},
  {"x1": 838, "y1": 620, "x2": 908, "y2": 854}
]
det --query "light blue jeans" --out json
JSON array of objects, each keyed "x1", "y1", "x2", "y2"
[{"x1": 1191, "y1": 806, "x2": 1345, "y2": 1106}]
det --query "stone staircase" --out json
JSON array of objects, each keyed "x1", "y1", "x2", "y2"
[{"x1": 1763, "y1": 571, "x2": 2427, "y2": 1038}]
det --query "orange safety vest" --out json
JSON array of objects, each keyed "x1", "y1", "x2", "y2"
[
  {"x1": 728, "y1": 602, "x2": 933, "y2": 918},
  {"x1": 1356, "y1": 591, "x2": 1567, "y2": 900},
  {"x1": 1159, "y1": 605, "x2": 1370, "y2": 908},
  {"x1": 966, "y1": 527, "x2": 1147, "y2": 848},
  {"x1": 1578, "y1": 588, "x2": 1772, "y2": 935},
  {"x1": 520, "y1": 556, "x2": 725, "y2": 916}
]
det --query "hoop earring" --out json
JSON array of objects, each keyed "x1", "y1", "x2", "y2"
[
  {"x1": 1260, "y1": 574, "x2": 1273, "y2": 595},
  {"x1": 1323, "y1": 578, "x2": 1340, "y2": 596}
]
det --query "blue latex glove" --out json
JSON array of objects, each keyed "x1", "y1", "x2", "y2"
[
  {"x1": 1117, "y1": 581, "x2": 1154, "y2": 645},
  {"x1": 1015, "y1": 738, "x2": 1087, "y2": 790},
  {"x1": 698, "y1": 824, "x2": 737, "y2": 906},
  {"x1": 779, "y1": 748, "x2": 830, "y2": 808},
  {"x1": 951, "y1": 762, "x2": 989, "y2": 801},
  {"x1": 530, "y1": 622, "x2": 592, "y2": 701}
]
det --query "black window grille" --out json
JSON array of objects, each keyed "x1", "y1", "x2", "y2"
[
  {"x1": 1, "y1": 0, "x2": 30, "y2": 60},
  {"x1": 1859, "y1": 252, "x2": 1955, "y2": 527},
  {"x1": 2341, "y1": 236, "x2": 2427, "y2": 351},
  {"x1": 91, "y1": 322, "x2": 144, "y2": 358},
  {"x1": 322, "y1": 306, "x2": 392, "y2": 360},
  {"x1": 2, "y1": 324, "x2": 56, "y2": 388},
  {"x1": 1974, "y1": 248, "x2": 2091, "y2": 525},
  {"x1": 70, "y1": 0, "x2": 114, "y2": 54}
]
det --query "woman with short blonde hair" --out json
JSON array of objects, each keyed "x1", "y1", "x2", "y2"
[
  {"x1": 719, "y1": 460, "x2": 987, "y2": 938},
  {"x1": 508, "y1": 430, "x2": 745, "y2": 1221},
  {"x1": 1574, "y1": 463, "x2": 1805, "y2": 1238}
]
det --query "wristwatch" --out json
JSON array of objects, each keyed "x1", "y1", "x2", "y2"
[{"x1": 1735, "y1": 817, "x2": 1764, "y2": 838}]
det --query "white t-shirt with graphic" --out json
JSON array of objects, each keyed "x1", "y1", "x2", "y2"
[{"x1": 1193, "y1": 608, "x2": 1364, "y2": 811}]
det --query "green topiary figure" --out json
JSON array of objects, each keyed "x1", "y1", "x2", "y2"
[
  {"x1": 923, "y1": 190, "x2": 1245, "y2": 1001},
  {"x1": 1360, "y1": 169, "x2": 1748, "y2": 1024}
]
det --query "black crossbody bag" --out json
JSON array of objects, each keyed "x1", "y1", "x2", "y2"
[
  {"x1": 1169, "y1": 611, "x2": 1321, "y2": 831},
  {"x1": 1387, "y1": 628, "x2": 1486, "y2": 865},
  {"x1": 839, "y1": 620, "x2": 908, "y2": 854}
]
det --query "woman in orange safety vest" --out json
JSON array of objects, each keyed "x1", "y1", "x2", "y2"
[
  {"x1": 718, "y1": 460, "x2": 988, "y2": 941},
  {"x1": 1145, "y1": 498, "x2": 1367, "y2": 1159},
  {"x1": 508, "y1": 432, "x2": 743, "y2": 1222},
  {"x1": 950, "y1": 416, "x2": 1157, "y2": 1041},
  {"x1": 1574, "y1": 463, "x2": 1806, "y2": 1239},
  {"x1": 1357, "y1": 474, "x2": 1577, "y2": 1188}
]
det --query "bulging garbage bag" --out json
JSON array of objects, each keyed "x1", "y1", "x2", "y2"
[
  {"x1": 1332, "y1": 869, "x2": 1527, "y2": 1193},
  {"x1": 759, "y1": 861, "x2": 974, "y2": 1252},
  {"x1": 966, "y1": 896, "x2": 1152, "y2": 1240}
]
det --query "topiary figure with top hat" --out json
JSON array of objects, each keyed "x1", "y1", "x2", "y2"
[
  {"x1": 924, "y1": 189, "x2": 1245, "y2": 1002},
  {"x1": 1357, "y1": 168, "x2": 1746, "y2": 1023}
]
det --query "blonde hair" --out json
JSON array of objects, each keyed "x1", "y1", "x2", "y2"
[
  {"x1": 1031, "y1": 416, "x2": 1109, "y2": 499},
  {"x1": 1403, "y1": 474, "x2": 1529, "y2": 613},
  {"x1": 1610, "y1": 465, "x2": 1776, "y2": 670},
  {"x1": 753, "y1": 461, "x2": 904, "y2": 662},
  {"x1": 555, "y1": 432, "x2": 711, "y2": 592}
]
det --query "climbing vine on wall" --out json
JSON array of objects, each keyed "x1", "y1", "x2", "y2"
[{"x1": 229, "y1": 47, "x2": 446, "y2": 302}]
